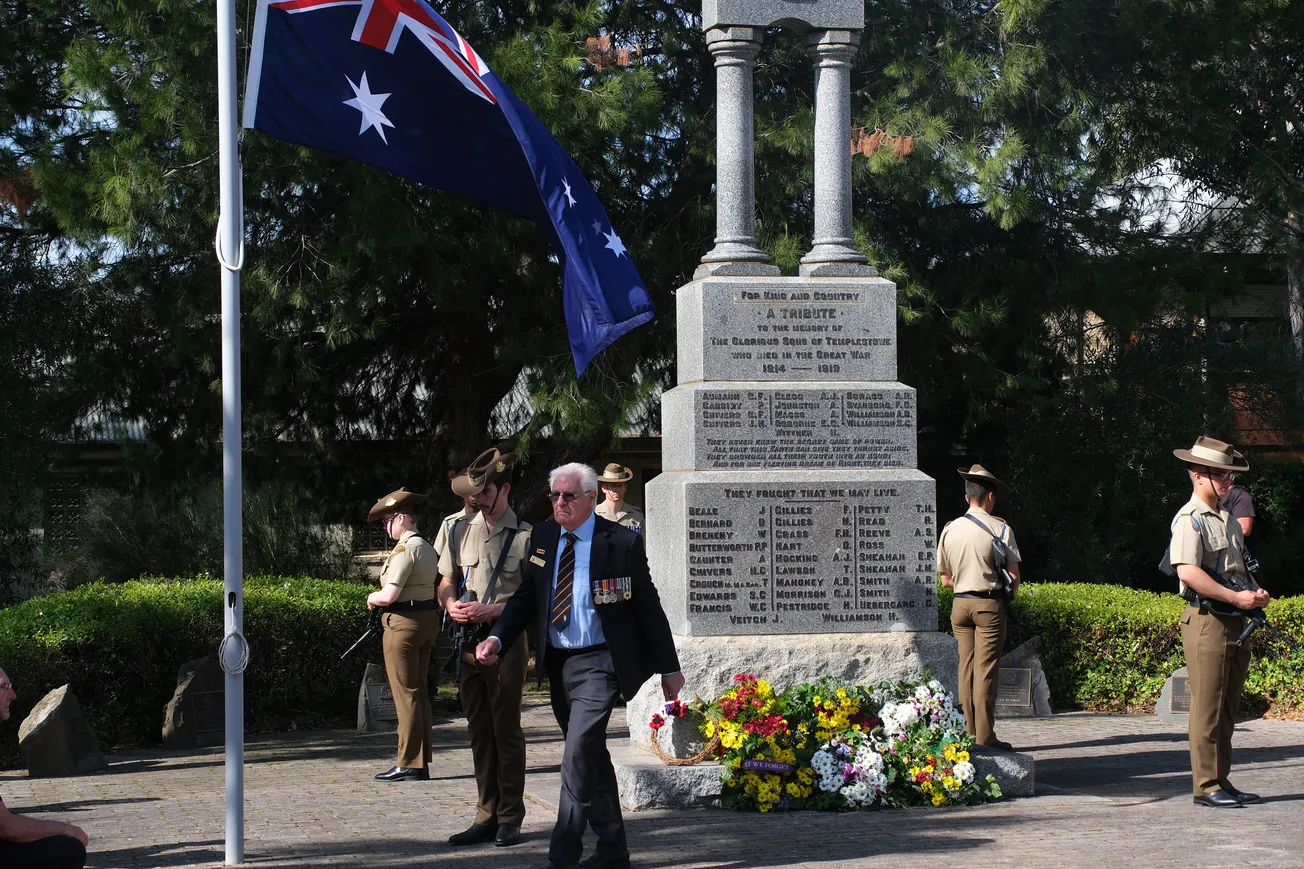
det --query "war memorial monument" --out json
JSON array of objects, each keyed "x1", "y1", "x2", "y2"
[{"x1": 616, "y1": 0, "x2": 1034, "y2": 805}]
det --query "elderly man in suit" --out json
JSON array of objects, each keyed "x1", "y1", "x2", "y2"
[{"x1": 476, "y1": 462, "x2": 683, "y2": 869}]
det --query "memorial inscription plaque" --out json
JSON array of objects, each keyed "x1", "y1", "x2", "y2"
[
  {"x1": 661, "y1": 383, "x2": 917, "y2": 470},
  {"x1": 365, "y1": 683, "x2": 399, "y2": 723},
  {"x1": 1169, "y1": 676, "x2": 1190, "y2": 715},
  {"x1": 191, "y1": 690, "x2": 225, "y2": 735},
  {"x1": 649, "y1": 470, "x2": 938, "y2": 635},
  {"x1": 996, "y1": 668, "x2": 1033, "y2": 708},
  {"x1": 677, "y1": 277, "x2": 898, "y2": 383}
]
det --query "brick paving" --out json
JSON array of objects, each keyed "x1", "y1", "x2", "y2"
[{"x1": 3, "y1": 701, "x2": 1302, "y2": 869}]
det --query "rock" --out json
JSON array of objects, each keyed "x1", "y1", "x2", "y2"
[
  {"x1": 627, "y1": 632, "x2": 958, "y2": 753},
  {"x1": 18, "y1": 684, "x2": 107, "y2": 778},
  {"x1": 162, "y1": 656, "x2": 226, "y2": 749},
  {"x1": 357, "y1": 662, "x2": 399, "y2": 733},
  {"x1": 970, "y1": 744, "x2": 1036, "y2": 797},
  {"x1": 1156, "y1": 666, "x2": 1190, "y2": 723},
  {"x1": 995, "y1": 635, "x2": 1053, "y2": 718},
  {"x1": 612, "y1": 743, "x2": 722, "y2": 810}
]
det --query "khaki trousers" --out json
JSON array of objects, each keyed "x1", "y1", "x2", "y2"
[
  {"x1": 1180, "y1": 605, "x2": 1251, "y2": 796},
  {"x1": 952, "y1": 596, "x2": 1007, "y2": 745},
  {"x1": 382, "y1": 609, "x2": 440, "y2": 769},
  {"x1": 459, "y1": 634, "x2": 529, "y2": 825}
]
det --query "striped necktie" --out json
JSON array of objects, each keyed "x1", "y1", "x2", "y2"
[{"x1": 551, "y1": 532, "x2": 579, "y2": 630}]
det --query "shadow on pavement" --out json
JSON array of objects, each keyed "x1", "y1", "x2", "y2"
[
  {"x1": 87, "y1": 839, "x2": 223, "y2": 869},
  {"x1": 19, "y1": 797, "x2": 161, "y2": 814}
]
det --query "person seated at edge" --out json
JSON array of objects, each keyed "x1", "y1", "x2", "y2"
[{"x1": 0, "y1": 665, "x2": 89, "y2": 869}]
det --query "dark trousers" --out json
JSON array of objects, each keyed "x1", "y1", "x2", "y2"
[
  {"x1": 0, "y1": 834, "x2": 87, "y2": 869},
  {"x1": 460, "y1": 633, "x2": 529, "y2": 825},
  {"x1": 546, "y1": 645, "x2": 627, "y2": 866}
]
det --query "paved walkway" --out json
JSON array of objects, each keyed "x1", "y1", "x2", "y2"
[{"x1": 3, "y1": 702, "x2": 1302, "y2": 869}]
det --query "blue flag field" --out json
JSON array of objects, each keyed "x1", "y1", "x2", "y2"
[{"x1": 242, "y1": 0, "x2": 654, "y2": 374}]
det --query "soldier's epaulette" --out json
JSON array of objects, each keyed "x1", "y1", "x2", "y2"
[{"x1": 990, "y1": 516, "x2": 1007, "y2": 524}]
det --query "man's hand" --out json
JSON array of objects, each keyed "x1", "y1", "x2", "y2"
[
  {"x1": 62, "y1": 822, "x2": 88, "y2": 848},
  {"x1": 661, "y1": 672, "x2": 686, "y2": 701},
  {"x1": 449, "y1": 600, "x2": 496, "y2": 624},
  {"x1": 1235, "y1": 588, "x2": 1270, "y2": 610},
  {"x1": 475, "y1": 637, "x2": 502, "y2": 666}
]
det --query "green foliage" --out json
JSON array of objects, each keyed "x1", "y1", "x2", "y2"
[
  {"x1": 52, "y1": 483, "x2": 367, "y2": 586},
  {"x1": 939, "y1": 582, "x2": 1304, "y2": 714},
  {"x1": 0, "y1": 576, "x2": 374, "y2": 768}
]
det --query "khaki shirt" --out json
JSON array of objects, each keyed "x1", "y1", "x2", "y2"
[
  {"x1": 433, "y1": 508, "x2": 474, "y2": 561},
  {"x1": 937, "y1": 506, "x2": 1021, "y2": 594},
  {"x1": 379, "y1": 529, "x2": 438, "y2": 602},
  {"x1": 1169, "y1": 495, "x2": 1248, "y2": 594},
  {"x1": 438, "y1": 507, "x2": 533, "y2": 605},
  {"x1": 596, "y1": 500, "x2": 645, "y2": 531}
]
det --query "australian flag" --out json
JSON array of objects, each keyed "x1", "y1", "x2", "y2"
[{"x1": 242, "y1": 0, "x2": 654, "y2": 375}]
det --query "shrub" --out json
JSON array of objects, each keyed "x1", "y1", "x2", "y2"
[
  {"x1": 939, "y1": 582, "x2": 1304, "y2": 714},
  {"x1": 0, "y1": 577, "x2": 377, "y2": 768}
]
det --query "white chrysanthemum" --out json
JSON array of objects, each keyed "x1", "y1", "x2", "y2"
[
  {"x1": 953, "y1": 761, "x2": 975, "y2": 784},
  {"x1": 927, "y1": 679, "x2": 945, "y2": 693}
]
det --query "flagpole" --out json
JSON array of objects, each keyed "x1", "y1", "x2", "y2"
[{"x1": 216, "y1": 0, "x2": 246, "y2": 863}]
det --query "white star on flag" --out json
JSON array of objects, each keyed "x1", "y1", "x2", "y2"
[
  {"x1": 343, "y1": 72, "x2": 395, "y2": 143},
  {"x1": 603, "y1": 228, "x2": 627, "y2": 258},
  {"x1": 562, "y1": 179, "x2": 577, "y2": 207},
  {"x1": 591, "y1": 219, "x2": 603, "y2": 235}
]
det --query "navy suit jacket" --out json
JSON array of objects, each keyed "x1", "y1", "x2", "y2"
[{"x1": 490, "y1": 514, "x2": 679, "y2": 701}]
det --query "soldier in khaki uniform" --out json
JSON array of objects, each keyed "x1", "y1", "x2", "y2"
[
  {"x1": 365, "y1": 487, "x2": 440, "y2": 782},
  {"x1": 1169, "y1": 436, "x2": 1269, "y2": 808},
  {"x1": 438, "y1": 448, "x2": 533, "y2": 847},
  {"x1": 938, "y1": 465, "x2": 1021, "y2": 751},
  {"x1": 595, "y1": 462, "x2": 644, "y2": 532}
]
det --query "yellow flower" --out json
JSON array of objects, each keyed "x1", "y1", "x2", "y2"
[
  {"x1": 957, "y1": 751, "x2": 970, "y2": 762},
  {"x1": 931, "y1": 793, "x2": 946, "y2": 806},
  {"x1": 813, "y1": 695, "x2": 823, "y2": 706}
]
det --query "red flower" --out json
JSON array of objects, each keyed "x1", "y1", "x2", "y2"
[{"x1": 650, "y1": 714, "x2": 665, "y2": 730}]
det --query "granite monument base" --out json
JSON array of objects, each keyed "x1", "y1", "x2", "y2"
[
  {"x1": 626, "y1": 632, "x2": 957, "y2": 752},
  {"x1": 612, "y1": 740, "x2": 1035, "y2": 810},
  {"x1": 162, "y1": 656, "x2": 226, "y2": 749},
  {"x1": 995, "y1": 636, "x2": 1053, "y2": 718}
]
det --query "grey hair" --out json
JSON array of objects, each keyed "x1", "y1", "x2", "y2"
[{"x1": 549, "y1": 462, "x2": 598, "y2": 493}]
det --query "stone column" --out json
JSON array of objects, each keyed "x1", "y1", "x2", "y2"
[
  {"x1": 800, "y1": 29, "x2": 875, "y2": 277},
  {"x1": 697, "y1": 26, "x2": 780, "y2": 279}
]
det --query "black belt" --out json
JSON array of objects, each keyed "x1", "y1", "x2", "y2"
[
  {"x1": 548, "y1": 642, "x2": 608, "y2": 657},
  {"x1": 955, "y1": 590, "x2": 1002, "y2": 600},
  {"x1": 384, "y1": 599, "x2": 439, "y2": 612}
]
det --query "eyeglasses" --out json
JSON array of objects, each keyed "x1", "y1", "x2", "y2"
[
  {"x1": 1206, "y1": 470, "x2": 1236, "y2": 482},
  {"x1": 548, "y1": 491, "x2": 586, "y2": 503}
]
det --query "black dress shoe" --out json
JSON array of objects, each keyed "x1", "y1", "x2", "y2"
[
  {"x1": 374, "y1": 766, "x2": 429, "y2": 782},
  {"x1": 448, "y1": 822, "x2": 496, "y2": 846},
  {"x1": 579, "y1": 852, "x2": 631, "y2": 869},
  {"x1": 495, "y1": 823, "x2": 521, "y2": 846},
  {"x1": 1222, "y1": 783, "x2": 1261, "y2": 803},
  {"x1": 1194, "y1": 788, "x2": 1243, "y2": 808}
]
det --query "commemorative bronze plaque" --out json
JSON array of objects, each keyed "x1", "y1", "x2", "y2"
[{"x1": 995, "y1": 667, "x2": 1032, "y2": 707}]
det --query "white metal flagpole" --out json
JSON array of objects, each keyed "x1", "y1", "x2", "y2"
[{"x1": 215, "y1": 0, "x2": 247, "y2": 863}]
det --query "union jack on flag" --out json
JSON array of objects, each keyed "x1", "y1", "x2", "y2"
[{"x1": 242, "y1": 0, "x2": 654, "y2": 375}]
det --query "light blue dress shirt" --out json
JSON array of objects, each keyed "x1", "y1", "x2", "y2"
[{"x1": 549, "y1": 512, "x2": 605, "y2": 649}]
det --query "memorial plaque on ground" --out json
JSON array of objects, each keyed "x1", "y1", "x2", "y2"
[
  {"x1": 647, "y1": 469, "x2": 937, "y2": 635},
  {"x1": 996, "y1": 668, "x2": 1032, "y2": 708},
  {"x1": 192, "y1": 690, "x2": 225, "y2": 735},
  {"x1": 661, "y1": 382, "x2": 917, "y2": 471},
  {"x1": 1170, "y1": 676, "x2": 1190, "y2": 714},
  {"x1": 357, "y1": 662, "x2": 399, "y2": 732},
  {"x1": 676, "y1": 277, "x2": 898, "y2": 383}
]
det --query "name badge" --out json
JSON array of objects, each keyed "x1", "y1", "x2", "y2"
[{"x1": 529, "y1": 555, "x2": 546, "y2": 567}]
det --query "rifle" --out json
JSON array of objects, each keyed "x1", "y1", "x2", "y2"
[
  {"x1": 1186, "y1": 567, "x2": 1302, "y2": 654},
  {"x1": 443, "y1": 589, "x2": 478, "y2": 679},
  {"x1": 340, "y1": 606, "x2": 383, "y2": 661}
]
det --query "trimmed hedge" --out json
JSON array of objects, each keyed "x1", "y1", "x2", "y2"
[
  {"x1": 3, "y1": 579, "x2": 1300, "y2": 770},
  {"x1": 0, "y1": 577, "x2": 376, "y2": 767},
  {"x1": 939, "y1": 583, "x2": 1304, "y2": 715}
]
